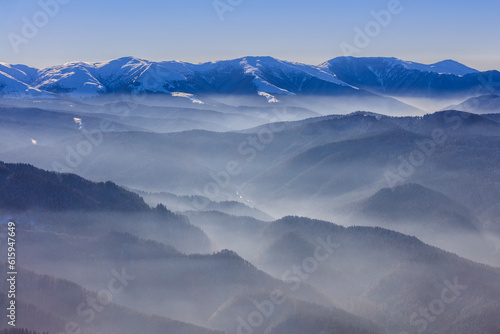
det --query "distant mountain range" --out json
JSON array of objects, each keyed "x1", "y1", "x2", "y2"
[
  {"x1": 3, "y1": 53, "x2": 500, "y2": 334},
  {"x1": 1, "y1": 56, "x2": 499, "y2": 100},
  {"x1": 323, "y1": 57, "x2": 499, "y2": 96},
  {"x1": 189, "y1": 213, "x2": 500, "y2": 334},
  {"x1": 2, "y1": 162, "x2": 500, "y2": 334},
  {"x1": 3, "y1": 105, "x2": 500, "y2": 265},
  {"x1": 445, "y1": 94, "x2": 500, "y2": 113}
]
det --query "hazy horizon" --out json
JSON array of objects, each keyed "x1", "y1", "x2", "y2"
[
  {"x1": 2, "y1": 54, "x2": 498, "y2": 72},
  {"x1": 1, "y1": 0, "x2": 499, "y2": 70}
]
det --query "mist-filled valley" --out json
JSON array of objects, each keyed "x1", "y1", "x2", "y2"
[{"x1": 1, "y1": 56, "x2": 500, "y2": 334}]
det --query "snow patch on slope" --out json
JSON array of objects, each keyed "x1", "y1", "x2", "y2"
[
  {"x1": 0, "y1": 71, "x2": 51, "y2": 98},
  {"x1": 35, "y1": 63, "x2": 105, "y2": 97},
  {"x1": 171, "y1": 92, "x2": 205, "y2": 104},
  {"x1": 239, "y1": 58, "x2": 295, "y2": 96},
  {"x1": 258, "y1": 91, "x2": 280, "y2": 103}
]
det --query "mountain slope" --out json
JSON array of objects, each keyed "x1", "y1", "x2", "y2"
[
  {"x1": 445, "y1": 94, "x2": 500, "y2": 114},
  {"x1": 322, "y1": 56, "x2": 500, "y2": 97},
  {"x1": 181, "y1": 213, "x2": 500, "y2": 334},
  {"x1": 394, "y1": 58, "x2": 478, "y2": 76},
  {"x1": 0, "y1": 162, "x2": 212, "y2": 254},
  {"x1": 354, "y1": 183, "x2": 480, "y2": 232},
  {"x1": 0, "y1": 56, "x2": 362, "y2": 98},
  {"x1": 0, "y1": 161, "x2": 150, "y2": 211},
  {"x1": 3, "y1": 56, "x2": 495, "y2": 103},
  {"x1": 0, "y1": 264, "x2": 223, "y2": 334},
  {"x1": 208, "y1": 292, "x2": 381, "y2": 334}
]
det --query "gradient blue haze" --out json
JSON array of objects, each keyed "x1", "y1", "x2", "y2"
[{"x1": 0, "y1": 0, "x2": 498, "y2": 70}]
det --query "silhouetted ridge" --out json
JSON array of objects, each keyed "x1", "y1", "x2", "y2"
[
  {"x1": 0, "y1": 161, "x2": 150, "y2": 211},
  {"x1": 360, "y1": 183, "x2": 480, "y2": 232}
]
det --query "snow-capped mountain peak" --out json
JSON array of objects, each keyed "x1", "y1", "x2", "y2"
[
  {"x1": 401, "y1": 59, "x2": 479, "y2": 76},
  {"x1": 0, "y1": 56, "x2": 496, "y2": 99},
  {"x1": 323, "y1": 56, "x2": 479, "y2": 77},
  {"x1": 321, "y1": 56, "x2": 496, "y2": 97}
]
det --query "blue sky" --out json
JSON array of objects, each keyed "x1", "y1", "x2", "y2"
[{"x1": 0, "y1": 0, "x2": 499, "y2": 70}]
